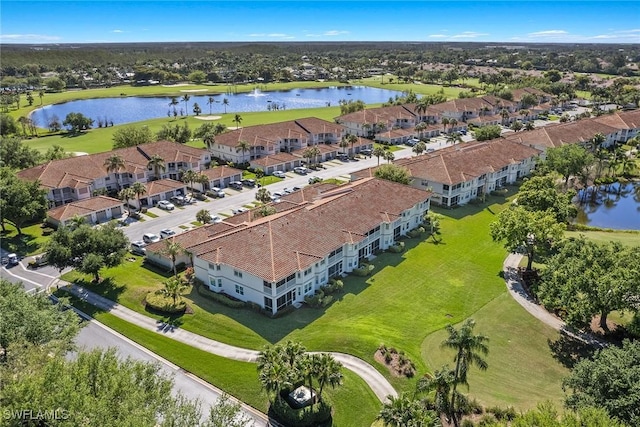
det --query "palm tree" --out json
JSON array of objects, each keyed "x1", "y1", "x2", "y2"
[
  {"x1": 161, "y1": 239, "x2": 186, "y2": 277},
  {"x1": 413, "y1": 141, "x2": 426, "y2": 156},
  {"x1": 130, "y1": 182, "x2": 147, "y2": 212},
  {"x1": 339, "y1": 136, "x2": 350, "y2": 156},
  {"x1": 192, "y1": 102, "x2": 201, "y2": 116},
  {"x1": 196, "y1": 209, "x2": 212, "y2": 224},
  {"x1": 169, "y1": 96, "x2": 179, "y2": 117},
  {"x1": 500, "y1": 108, "x2": 510, "y2": 126},
  {"x1": 255, "y1": 187, "x2": 272, "y2": 204},
  {"x1": 314, "y1": 353, "x2": 343, "y2": 402},
  {"x1": 416, "y1": 367, "x2": 456, "y2": 420},
  {"x1": 147, "y1": 154, "x2": 165, "y2": 180},
  {"x1": 118, "y1": 187, "x2": 136, "y2": 215},
  {"x1": 207, "y1": 96, "x2": 216, "y2": 115},
  {"x1": 383, "y1": 150, "x2": 395, "y2": 164},
  {"x1": 222, "y1": 97, "x2": 229, "y2": 113},
  {"x1": 377, "y1": 393, "x2": 435, "y2": 427},
  {"x1": 161, "y1": 276, "x2": 188, "y2": 306},
  {"x1": 373, "y1": 146, "x2": 386, "y2": 165},
  {"x1": 38, "y1": 90, "x2": 44, "y2": 106},
  {"x1": 524, "y1": 121, "x2": 535, "y2": 131},
  {"x1": 446, "y1": 132, "x2": 462, "y2": 145},
  {"x1": 233, "y1": 114, "x2": 242, "y2": 129},
  {"x1": 259, "y1": 362, "x2": 291, "y2": 404},
  {"x1": 344, "y1": 133, "x2": 358, "y2": 156},
  {"x1": 442, "y1": 319, "x2": 489, "y2": 427},
  {"x1": 281, "y1": 340, "x2": 305, "y2": 370},
  {"x1": 181, "y1": 169, "x2": 199, "y2": 201},
  {"x1": 236, "y1": 140, "x2": 251, "y2": 163},
  {"x1": 68, "y1": 214, "x2": 87, "y2": 230},
  {"x1": 104, "y1": 154, "x2": 126, "y2": 191},
  {"x1": 449, "y1": 118, "x2": 458, "y2": 131},
  {"x1": 591, "y1": 133, "x2": 606, "y2": 150},
  {"x1": 182, "y1": 94, "x2": 191, "y2": 116},
  {"x1": 510, "y1": 120, "x2": 523, "y2": 132},
  {"x1": 441, "y1": 117, "x2": 450, "y2": 133}
]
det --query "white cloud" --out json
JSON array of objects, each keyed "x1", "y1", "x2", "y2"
[
  {"x1": 112, "y1": 29, "x2": 124, "y2": 33},
  {"x1": 0, "y1": 33, "x2": 61, "y2": 42},
  {"x1": 450, "y1": 31, "x2": 488, "y2": 39},
  {"x1": 324, "y1": 30, "x2": 349, "y2": 36},
  {"x1": 247, "y1": 33, "x2": 294, "y2": 39},
  {"x1": 528, "y1": 30, "x2": 568, "y2": 37},
  {"x1": 428, "y1": 34, "x2": 448, "y2": 38}
]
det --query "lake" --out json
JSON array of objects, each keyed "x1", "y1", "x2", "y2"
[
  {"x1": 30, "y1": 86, "x2": 406, "y2": 127},
  {"x1": 574, "y1": 182, "x2": 640, "y2": 230}
]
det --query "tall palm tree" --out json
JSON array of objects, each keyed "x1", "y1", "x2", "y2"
[
  {"x1": 259, "y1": 362, "x2": 291, "y2": 404},
  {"x1": 281, "y1": 340, "x2": 305, "y2": 370},
  {"x1": 314, "y1": 353, "x2": 343, "y2": 401},
  {"x1": 416, "y1": 366, "x2": 455, "y2": 421},
  {"x1": 104, "y1": 154, "x2": 126, "y2": 191},
  {"x1": 233, "y1": 114, "x2": 242, "y2": 129},
  {"x1": 181, "y1": 94, "x2": 191, "y2": 116},
  {"x1": 591, "y1": 133, "x2": 606, "y2": 150},
  {"x1": 377, "y1": 393, "x2": 435, "y2": 427},
  {"x1": 222, "y1": 98, "x2": 229, "y2": 113},
  {"x1": 524, "y1": 121, "x2": 535, "y2": 131},
  {"x1": 207, "y1": 96, "x2": 216, "y2": 115},
  {"x1": 38, "y1": 90, "x2": 44, "y2": 106},
  {"x1": 413, "y1": 141, "x2": 426, "y2": 156},
  {"x1": 441, "y1": 117, "x2": 450, "y2": 133},
  {"x1": 147, "y1": 154, "x2": 165, "y2": 180},
  {"x1": 181, "y1": 169, "x2": 199, "y2": 201},
  {"x1": 169, "y1": 96, "x2": 179, "y2": 116},
  {"x1": 130, "y1": 182, "x2": 147, "y2": 212},
  {"x1": 161, "y1": 276, "x2": 188, "y2": 306},
  {"x1": 383, "y1": 150, "x2": 395, "y2": 164},
  {"x1": 449, "y1": 118, "x2": 458, "y2": 132},
  {"x1": 118, "y1": 187, "x2": 136, "y2": 215},
  {"x1": 161, "y1": 239, "x2": 186, "y2": 277},
  {"x1": 442, "y1": 319, "x2": 489, "y2": 427},
  {"x1": 344, "y1": 134, "x2": 358, "y2": 156},
  {"x1": 373, "y1": 146, "x2": 386, "y2": 166},
  {"x1": 500, "y1": 108, "x2": 510, "y2": 126},
  {"x1": 236, "y1": 140, "x2": 251, "y2": 163}
]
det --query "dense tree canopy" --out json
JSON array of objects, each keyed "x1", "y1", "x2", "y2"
[
  {"x1": 46, "y1": 222, "x2": 129, "y2": 281},
  {"x1": 112, "y1": 125, "x2": 154, "y2": 149},
  {"x1": 0, "y1": 167, "x2": 48, "y2": 235},
  {"x1": 516, "y1": 175, "x2": 577, "y2": 222},
  {"x1": 490, "y1": 206, "x2": 565, "y2": 270},
  {"x1": 62, "y1": 112, "x2": 93, "y2": 133},
  {"x1": 537, "y1": 237, "x2": 640, "y2": 330},
  {"x1": 473, "y1": 125, "x2": 502, "y2": 141},
  {"x1": 543, "y1": 144, "x2": 595, "y2": 186},
  {"x1": 564, "y1": 340, "x2": 640, "y2": 426},
  {"x1": 0, "y1": 137, "x2": 42, "y2": 169}
]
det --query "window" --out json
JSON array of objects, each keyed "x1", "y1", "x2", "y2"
[
  {"x1": 263, "y1": 281, "x2": 272, "y2": 289},
  {"x1": 442, "y1": 184, "x2": 449, "y2": 191},
  {"x1": 303, "y1": 267, "x2": 312, "y2": 277},
  {"x1": 235, "y1": 285, "x2": 244, "y2": 295},
  {"x1": 234, "y1": 270, "x2": 243, "y2": 278},
  {"x1": 264, "y1": 297, "x2": 273, "y2": 311}
]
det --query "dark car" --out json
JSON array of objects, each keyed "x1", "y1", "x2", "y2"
[
  {"x1": 229, "y1": 181, "x2": 243, "y2": 190},
  {"x1": 242, "y1": 179, "x2": 256, "y2": 187}
]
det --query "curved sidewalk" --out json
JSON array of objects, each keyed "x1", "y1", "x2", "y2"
[
  {"x1": 60, "y1": 281, "x2": 397, "y2": 403},
  {"x1": 502, "y1": 253, "x2": 606, "y2": 348}
]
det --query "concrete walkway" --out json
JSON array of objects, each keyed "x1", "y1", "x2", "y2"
[
  {"x1": 502, "y1": 253, "x2": 606, "y2": 348},
  {"x1": 59, "y1": 281, "x2": 397, "y2": 403}
]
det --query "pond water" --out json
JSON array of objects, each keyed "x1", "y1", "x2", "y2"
[
  {"x1": 30, "y1": 86, "x2": 406, "y2": 127},
  {"x1": 574, "y1": 182, "x2": 640, "y2": 230}
]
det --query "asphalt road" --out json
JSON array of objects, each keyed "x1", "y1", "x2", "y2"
[{"x1": 72, "y1": 318, "x2": 268, "y2": 426}]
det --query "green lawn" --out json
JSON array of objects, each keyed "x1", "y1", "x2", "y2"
[
  {"x1": 565, "y1": 229, "x2": 640, "y2": 246},
  {"x1": 421, "y1": 292, "x2": 569, "y2": 410},
  {"x1": 67, "y1": 298, "x2": 380, "y2": 427},
  {"x1": 0, "y1": 222, "x2": 50, "y2": 256},
  {"x1": 352, "y1": 76, "x2": 467, "y2": 99},
  {"x1": 60, "y1": 193, "x2": 569, "y2": 408}
]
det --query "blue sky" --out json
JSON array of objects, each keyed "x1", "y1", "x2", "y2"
[{"x1": 2, "y1": 1, "x2": 639, "y2": 44}]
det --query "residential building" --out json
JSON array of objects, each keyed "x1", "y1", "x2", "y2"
[
  {"x1": 146, "y1": 178, "x2": 431, "y2": 314},
  {"x1": 352, "y1": 139, "x2": 541, "y2": 207},
  {"x1": 46, "y1": 196, "x2": 124, "y2": 228}
]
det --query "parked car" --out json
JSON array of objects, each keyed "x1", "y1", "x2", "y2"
[
  {"x1": 159, "y1": 228, "x2": 176, "y2": 239},
  {"x1": 272, "y1": 170, "x2": 286, "y2": 178},
  {"x1": 143, "y1": 233, "x2": 160, "y2": 244},
  {"x1": 283, "y1": 188, "x2": 293, "y2": 194},
  {"x1": 293, "y1": 166, "x2": 308, "y2": 175},
  {"x1": 229, "y1": 181, "x2": 244, "y2": 190},
  {"x1": 360, "y1": 148, "x2": 372, "y2": 156},
  {"x1": 170, "y1": 195, "x2": 185, "y2": 205},
  {"x1": 308, "y1": 176, "x2": 323, "y2": 184},
  {"x1": 210, "y1": 187, "x2": 225, "y2": 198},
  {"x1": 31, "y1": 253, "x2": 48, "y2": 268},
  {"x1": 3, "y1": 253, "x2": 19, "y2": 267},
  {"x1": 157, "y1": 200, "x2": 175, "y2": 211},
  {"x1": 242, "y1": 179, "x2": 256, "y2": 188},
  {"x1": 232, "y1": 207, "x2": 248, "y2": 215},
  {"x1": 406, "y1": 138, "x2": 420, "y2": 147},
  {"x1": 426, "y1": 148, "x2": 435, "y2": 153},
  {"x1": 130, "y1": 241, "x2": 147, "y2": 256},
  {"x1": 272, "y1": 191, "x2": 284, "y2": 198},
  {"x1": 292, "y1": 186, "x2": 302, "y2": 192},
  {"x1": 210, "y1": 215, "x2": 222, "y2": 224}
]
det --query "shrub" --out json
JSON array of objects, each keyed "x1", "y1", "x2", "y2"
[
  {"x1": 197, "y1": 284, "x2": 246, "y2": 308},
  {"x1": 41, "y1": 227, "x2": 55, "y2": 236},
  {"x1": 490, "y1": 188, "x2": 509, "y2": 197},
  {"x1": 406, "y1": 227, "x2": 424, "y2": 238},
  {"x1": 387, "y1": 244, "x2": 403, "y2": 253},
  {"x1": 351, "y1": 267, "x2": 371, "y2": 276},
  {"x1": 271, "y1": 396, "x2": 331, "y2": 427},
  {"x1": 141, "y1": 207, "x2": 148, "y2": 214},
  {"x1": 477, "y1": 414, "x2": 497, "y2": 426},
  {"x1": 461, "y1": 420, "x2": 475, "y2": 427},
  {"x1": 145, "y1": 291, "x2": 186, "y2": 314}
]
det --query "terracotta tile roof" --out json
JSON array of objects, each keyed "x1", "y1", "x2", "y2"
[
  {"x1": 336, "y1": 105, "x2": 416, "y2": 125},
  {"x1": 17, "y1": 140, "x2": 208, "y2": 190},
  {"x1": 376, "y1": 127, "x2": 416, "y2": 139},
  {"x1": 504, "y1": 119, "x2": 619, "y2": 148},
  {"x1": 251, "y1": 152, "x2": 300, "y2": 167},
  {"x1": 163, "y1": 178, "x2": 430, "y2": 282},
  {"x1": 145, "y1": 179, "x2": 186, "y2": 195},
  {"x1": 47, "y1": 196, "x2": 122, "y2": 222},
  {"x1": 395, "y1": 139, "x2": 541, "y2": 185},
  {"x1": 214, "y1": 117, "x2": 343, "y2": 149},
  {"x1": 200, "y1": 166, "x2": 244, "y2": 180},
  {"x1": 146, "y1": 221, "x2": 242, "y2": 254}
]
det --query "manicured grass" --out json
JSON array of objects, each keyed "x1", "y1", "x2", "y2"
[
  {"x1": 144, "y1": 211, "x2": 159, "y2": 218},
  {"x1": 61, "y1": 192, "x2": 572, "y2": 409},
  {"x1": 352, "y1": 76, "x2": 471, "y2": 99},
  {"x1": 241, "y1": 171, "x2": 282, "y2": 186},
  {"x1": 565, "y1": 229, "x2": 640, "y2": 246},
  {"x1": 0, "y1": 222, "x2": 50, "y2": 256},
  {"x1": 374, "y1": 143, "x2": 403, "y2": 153},
  {"x1": 66, "y1": 297, "x2": 381, "y2": 426},
  {"x1": 421, "y1": 292, "x2": 569, "y2": 410}
]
